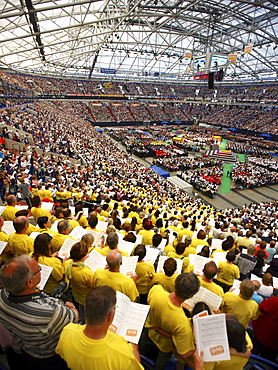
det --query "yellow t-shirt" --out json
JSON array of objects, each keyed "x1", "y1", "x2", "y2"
[
  {"x1": 177, "y1": 229, "x2": 194, "y2": 242},
  {"x1": 145, "y1": 285, "x2": 195, "y2": 354},
  {"x1": 99, "y1": 246, "x2": 128, "y2": 257},
  {"x1": 135, "y1": 262, "x2": 155, "y2": 294},
  {"x1": 31, "y1": 207, "x2": 52, "y2": 224},
  {"x1": 2, "y1": 206, "x2": 17, "y2": 221},
  {"x1": 190, "y1": 238, "x2": 209, "y2": 249},
  {"x1": 35, "y1": 255, "x2": 64, "y2": 294},
  {"x1": 198, "y1": 277, "x2": 224, "y2": 298},
  {"x1": 51, "y1": 234, "x2": 76, "y2": 252},
  {"x1": 8, "y1": 233, "x2": 34, "y2": 256},
  {"x1": 150, "y1": 273, "x2": 177, "y2": 293},
  {"x1": 0, "y1": 231, "x2": 11, "y2": 262},
  {"x1": 216, "y1": 262, "x2": 240, "y2": 286},
  {"x1": 56, "y1": 324, "x2": 144, "y2": 370},
  {"x1": 93, "y1": 270, "x2": 138, "y2": 302},
  {"x1": 222, "y1": 292, "x2": 260, "y2": 328},
  {"x1": 137, "y1": 230, "x2": 155, "y2": 246},
  {"x1": 76, "y1": 215, "x2": 89, "y2": 228}
]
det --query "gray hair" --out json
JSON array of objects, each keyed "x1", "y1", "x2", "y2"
[
  {"x1": 106, "y1": 232, "x2": 119, "y2": 249},
  {"x1": 106, "y1": 250, "x2": 122, "y2": 270},
  {"x1": 0, "y1": 255, "x2": 33, "y2": 294}
]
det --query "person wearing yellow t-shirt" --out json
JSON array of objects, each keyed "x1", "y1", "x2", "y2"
[
  {"x1": 62, "y1": 208, "x2": 79, "y2": 231},
  {"x1": 30, "y1": 195, "x2": 52, "y2": 224},
  {"x1": 0, "y1": 215, "x2": 11, "y2": 262},
  {"x1": 99, "y1": 232, "x2": 129, "y2": 257},
  {"x1": 51, "y1": 220, "x2": 76, "y2": 252},
  {"x1": 215, "y1": 251, "x2": 240, "y2": 292},
  {"x1": 190, "y1": 230, "x2": 209, "y2": 249},
  {"x1": 139, "y1": 273, "x2": 200, "y2": 370},
  {"x1": 8, "y1": 216, "x2": 34, "y2": 257},
  {"x1": 56, "y1": 286, "x2": 143, "y2": 370},
  {"x1": 177, "y1": 222, "x2": 194, "y2": 242},
  {"x1": 221, "y1": 279, "x2": 260, "y2": 328},
  {"x1": 138, "y1": 221, "x2": 155, "y2": 246},
  {"x1": 150, "y1": 258, "x2": 178, "y2": 293},
  {"x1": 93, "y1": 250, "x2": 139, "y2": 302},
  {"x1": 198, "y1": 261, "x2": 224, "y2": 298},
  {"x1": 37, "y1": 216, "x2": 57, "y2": 235},
  {"x1": 2, "y1": 195, "x2": 17, "y2": 221},
  {"x1": 74, "y1": 204, "x2": 89, "y2": 228},
  {"x1": 134, "y1": 245, "x2": 155, "y2": 304}
]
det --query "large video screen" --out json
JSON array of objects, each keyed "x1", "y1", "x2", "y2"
[
  {"x1": 193, "y1": 55, "x2": 207, "y2": 73},
  {"x1": 210, "y1": 55, "x2": 228, "y2": 71}
]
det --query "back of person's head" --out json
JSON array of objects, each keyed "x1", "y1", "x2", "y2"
[
  {"x1": 6, "y1": 195, "x2": 16, "y2": 206},
  {"x1": 197, "y1": 230, "x2": 206, "y2": 240},
  {"x1": 175, "y1": 273, "x2": 200, "y2": 300},
  {"x1": 226, "y1": 251, "x2": 236, "y2": 262},
  {"x1": 143, "y1": 220, "x2": 153, "y2": 230},
  {"x1": 252, "y1": 280, "x2": 261, "y2": 291},
  {"x1": 15, "y1": 209, "x2": 28, "y2": 218},
  {"x1": 123, "y1": 232, "x2": 136, "y2": 243},
  {"x1": 192, "y1": 301, "x2": 212, "y2": 317},
  {"x1": 106, "y1": 250, "x2": 122, "y2": 270},
  {"x1": 62, "y1": 208, "x2": 71, "y2": 218},
  {"x1": 31, "y1": 195, "x2": 40, "y2": 207},
  {"x1": 81, "y1": 233, "x2": 95, "y2": 248},
  {"x1": 88, "y1": 215, "x2": 98, "y2": 229},
  {"x1": 182, "y1": 221, "x2": 189, "y2": 228},
  {"x1": 203, "y1": 261, "x2": 217, "y2": 280},
  {"x1": 33, "y1": 233, "x2": 52, "y2": 260},
  {"x1": 13, "y1": 216, "x2": 28, "y2": 233},
  {"x1": 122, "y1": 222, "x2": 131, "y2": 233},
  {"x1": 106, "y1": 232, "x2": 118, "y2": 249},
  {"x1": 222, "y1": 239, "x2": 231, "y2": 251},
  {"x1": 106, "y1": 225, "x2": 116, "y2": 234},
  {"x1": 163, "y1": 258, "x2": 177, "y2": 277},
  {"x1": 85, "y1": 286, "x2": 116, "y2": 326},
  {"x1": 226, "y1": 235, "x2": 235, "y2": 246},
  {"x1": 155, "y1": 218, "x2": 163, "y2": 228},
  {"x1": 200, "y1": 246, "x2": 210, "y2": 258},
  {"x1": 247, "y1": 245, "x2": 256, "y2": 256},
  {"x1": 176, "y1": 242, "x2": 186, "y2": 255},
  {"x1": 134, "y1": 244, "x2": 146, "y2": 262},
  {"x1": 262, "y1": 272, "x2": 273, "y2": 286},
  {"x1": 226, "y1": 315, "x2": 247, "y2": 353},
  {"x1": 257, "y1": 249, "x2": 266, "y2": 259},
  {"x1": 152, "y1": 233, "x2": 162, "y2": 247},
  {"x1": 240, "y1": 279, "x2": 255, "y2": 300},
  {"x1": 54, "y1": 206, "x2": 63, "y2": 218},
  {"x1": 259, "y1": 240, "x2": 267, "y2": 250},
  {"x1": 246, "y1": 231, "x2": 252, "y2": 238},
  {"x1": 57, "y1": 220, "x2": 70, "y2": 233},
  {"x1": 70, "y1": 242, "x2": 88, "y2": 261},
  {"x1": 0, "y1": 255, "x2": 33, "y2": 294},
  {"x1": 183, "y1": 235, "x2": 192, "y2": 247},
  {"x1": 38, "y1": 216, "x2": 49, "y2": 229}
]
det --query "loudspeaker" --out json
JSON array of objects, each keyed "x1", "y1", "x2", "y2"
[{"x1": 208, "y1": 72, "x2": 214, "y2": 89}]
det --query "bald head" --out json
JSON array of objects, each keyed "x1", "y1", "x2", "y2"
[
  {"x1": 6, "y1": 195, "x2": 16, "y2": 206},
  {"x1": 106, "y1": 250, "x2": 122, "y2": 271},
  {"x1": 13, "y1": 216, "x2": 29, "y2": 233},
  {"x1": 252, "y1": 280, "x2": 261, "y2": 291}
]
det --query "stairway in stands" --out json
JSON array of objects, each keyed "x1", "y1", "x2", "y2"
[{"x1": 205, "y1": 150, "x2": 238, "y2": 163}]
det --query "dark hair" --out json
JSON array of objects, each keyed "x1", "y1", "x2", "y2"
[
  {"x1": 257, "y1": 250, "x2": 266, "y2": 259},
  {"x1": 192, "y1": 301, "x2": 211, "y2": 317},
  {"x1": 226, "y1": 251, "x2": 236, "y2": 262},
  {"x1": 197, "y1": 230, "x2": 206, "y2": 240},
  {"x1": 156, "y1": 218, "x2": 163, "y2": 228},
  {"x1": 222, "y1": 239, "x2": 231, "y2": 251},
  {"x1": 134, "y1": 244, "x2": 146, "y2": 261},
  {"x1": 88, "y1": 215, "x2": 98, "y2": 229},
  {"x1": 143, "y1": 221, "x2": 153, "y2": 230},
  {"x1": 175, "y1": 273, "x2": 200, "y2": 300},
  {"x1": 33, "y1": 233, "x2": 52, "y2": 260},
  {"x1": 163, "y1": 258, "x2": 177, "y2": 277},
  {"x1": 31, "y1": 195, "x2": 40, "y2": 207},
  {"x1": 38, "y1": 216, "x2": 49, "y2": 228},
  {"x1": 85, "y1": 286, "x2": 116, "y2": 326},
  {"x1": 203, "y1": 261, "x2": 217, "y2": 280},
  {"x1": 176, "y1": 242, "x2": 186, "y2": 255},
  {"x1": 123, "y1": 232, "x2": 136, "y2": 243},
  {"x1": 226, "y1": 315, "x2": 247, "y2": 353},
  {"x1": 200, "y1": 246, "x2": 210, "y2": 258},
  {"x1": 153, "y1": 234, "x2": 162, "y2": 247}
]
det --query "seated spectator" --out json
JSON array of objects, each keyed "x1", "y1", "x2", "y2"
[
  {"x1": 198, "y1": 261, "x2": 224, "y2": 298},
  {"x1": 191, "y1": 230, "x2": 209, "y2": 249},
  {"x1": 2, "y1": 194, "x2": 17, "y2": 221},
  {"x1": 51, "y1": 220, "x2": 76, "y2": 252},
  {"x1": 134, "y1": 244, "x2": 155, "y2": 304},
  {"x1": 251, "y1": 250, "x2": 266, "y2": 277},
  {"x1": 251, "y1": 280, "x2": 263, "y2": 304},
  {"x1": 56, "y1": 286, "x2": 143, "y2": 369},
  {"x1": 30, "y1": 195, "x2": 52, "y2": 224},
  {"x1": 258, "y1": 273, "x2": 273, "y2": 296},
  {"x1": 150, "y1": 258, "x2": 177, "y2": 293},
  {"x1": 8, "y1": 216, "x2": 34, "y2": 257},
  {"x1": 265, "y1": 240, "x2": 276, "y2": 262},
  {"x1": 215, "y1": 251, "x2": 240, "y2": 292},
  {"x1": 234, "y1": 245, "x2": 257, "y2": 280},
  {"x1": 138, "y1": 221, "x2": 155, "y2": 246}
]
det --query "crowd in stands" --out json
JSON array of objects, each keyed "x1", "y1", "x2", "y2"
[{"x1": 157, "y1": 156, "x2": 222, "y2": 172}]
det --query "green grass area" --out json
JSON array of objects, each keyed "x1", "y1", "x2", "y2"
[
  {"x1": 220, "y1": 163, "x2": 233, "y2": 194},
  {"x1": 236, "y1": 153, "x2": 246, "y2": 162}
]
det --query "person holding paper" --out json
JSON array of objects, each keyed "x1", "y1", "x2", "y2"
[
  {"x1": 0, "y1": 255, "x2": 78, "y2": 369},
  {"x1": 1, "y1": 195, "x2": 17, "y2": 221},
  {"x1": 134, "y1": 245, "x2": 155, "y2": 304},
  {"x1": 56, "y1": 286, "x2": 144, "y2": 369},
  {"x1": 93, "y1": 250, "x2": 139, "y2": 302},
  {"x1": 74, "y1": 204, "x2": 89, "y2": 228},
  {"x1": 99, "y1": 232, "x2": 129, "y2": 257},
  {"x1": 65, "y1": 241, "x2": 94, "y2": 324},
  {"x1": 30, "y1": 195, "x2": 52, "y2": 224},
  {"x1": 221, "y1": 279, "x2": 260, "y2": 328},
  {"x1": 138, "y1": 221, "x2": 155, "y2": 246},
  {"x1": 191, "y1": 230, "x2": 209, "y2": 250},
  {"x1": 0, "y1": 215, "x2": 11, "y2": 262},
  {"x1": 37, "y1": 216, "x2": 57, "y2": 235},
  {"x1": 199, "y1": 261, "x2": 224, "y2": 298},
  {"x1": 215, "y1": 251, "x2": 240, "y2": 293},
  {"x1": 31, "y1": 233, "x2": 65, "y2": 294},
  {"x1": 150, "y1": 258, "x2": 177, "y2": 293},
  {"x1": 51, "y1": 220, "x2": 76, "y2": 252},
  {"x1": 139, "y1": 273, "x2": 200, "y2": 370},
  {"x1": 8, "y1": 216, "x2": 34, "y2": 257}
]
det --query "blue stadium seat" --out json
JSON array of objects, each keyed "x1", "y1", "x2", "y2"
[
  {"x1": 244, "y1": 353, "x2": 278, "y2": 370},
  {"x1": 140, "y1": 355, "x2": 156, "y2": 369}
]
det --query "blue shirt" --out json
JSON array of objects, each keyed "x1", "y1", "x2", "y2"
[{"x1": 251, "y1": 292, "x2": 263, "y2": 304}]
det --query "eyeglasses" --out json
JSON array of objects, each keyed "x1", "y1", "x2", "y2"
[{"x1": 32, "y1": 267, "x2": 42, "y2": 277}]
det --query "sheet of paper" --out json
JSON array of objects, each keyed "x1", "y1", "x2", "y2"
[
  {"x1": 0, "y1": 241, "x2": 7, "y2": 255},
  {"x1": 272, "y1": 276, "x2": 278, "y2": 289},
  {"x1": 69, "y1": 226, "x2": 88, "y2": 241},
  {"x1": 50, "y1": 220, "x2": 59, "y2": 232},
  {"x1": 84, "y1": 249, "x2": 106, "y2": 272},
  {"x1": 41, "y1": 202, "x2": 54, "y2": 211},
  {"x1": 86, "y1": 230, "x2": 105, "y2": 247},
  {"x1": 156, "y1": 256, "x2": 183, "y2": 274},
  {"x1": 183, "y1": 286, "x2": 223, "y2": 313},
  {"x1": 96, "y1": 221, "x2": 108, "y2": 232},
  {"x1": 15, "y1": 205, "x2": 28, "y2": 211},
  {"x1": 118, "y1": 240, "x2": 135, "y2": 256},
  {"x1": 2, "y1": 221, "x2": 15, "y2": 236},
  {"x1": 195, "y1": 245, "x2": 213, "y2": 255},
  {"x1": 144, "y1": 247, "x2": 159, "y2": 265},
  {"x1": 211, "y1": 239, "x2": 223, "y2": 249},
  {"x1": 37, "y1": 264, "x2": 53, "y2": 291},
  {"x1": 58, "y1": 238, "x2": 76, "y2": 259},
  {"x1": 29, "y1": 232, "x2": 41, "y2": 240},
  {"x1": 231, "y1": 279, "x2": 241, "y2": 295},
  {"x1": 120, "y1": 256, "x2": 138, "y2": 277},
  {"x1": 0, "y1": 206, "x2": 5, "y2": 216},
  {"x1": 110, "y1": 291, "x2": 130, "y2": 335},
  {"x1": 212, "y1": 252, "x2": 227, "y2": 264},
  {"x1": 193, "y1": 255, "x2": 211, "y2": 275},
  {"x1": 193, "y1": 313, "x2": 230, "y2": 362},
  {"x1": 135, "y1": 234, "x2": 143, "y2": 244}
]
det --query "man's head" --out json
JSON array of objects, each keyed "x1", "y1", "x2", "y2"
[
  {"x1": 106, "y1": 250, "x2": 122, "y2": 271},
  {"x1": 175, "y1": 273, "x2": 200, "y2": 300},
  {"x1": 163, "y1": 258, "x2": 177, "y2": 277},
  {"x1": 13, "y1": 216, "x2": 29, "y2": 233},
  {"x1": 252, "y1": 280, "x2": 261, "y2": 292},
  {"x1": 38, "y1": 216, "x2": 51, "y2": 229},
  {"x1": 6, "y1": 195, "x2": 16, "y2": 206},
  {"x1": 203, "y1": 261, "x2": 217, "y2": 280},
  {"x1": 57, "y1": 220, "x2": 70, "y2": 234},
  {"x1": 31, "y1": 195, "x2": 41, "y2": 207},
  {"x1": 85, "y1": 286, "x2": 116, "y2": 326},
  {"x1": 0, "y1": 255, "x2": 41, "y2": 295},
  {"x1": 222, "y1": 239, "x2": 231, "y2": 252},
  {"x1": 88, "y1": 216, "x2": 98, "y2": 229},
  {"x1": 152, "y1": 233, "x2": 162, "y2": 248},
  {"x1": 262, "y1": 273, "x2": 273, "y2": 286},
  {"x1": 106, "y1": 232, "x2": 118, "y2": 250},
  {"x1": 247, "y1": 245, "x2": 256, "y2": 256},
  {"x1": 62, "y1": 209, "x2": 72, "y2": 219},
  {"x1": 240, "y1": 279, "x2": 255, "y2": 300}
]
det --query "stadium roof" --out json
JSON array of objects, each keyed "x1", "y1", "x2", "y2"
[{"x1": 0, "y1": 0, "x2": 277, "y2": 81}]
